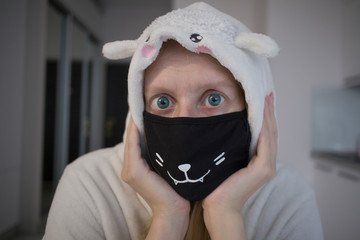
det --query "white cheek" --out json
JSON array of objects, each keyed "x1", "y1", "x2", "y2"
[
  {"x1": 196, "y1": 45, "x2": 212, "y2": 53},
  {"x1": 142, "y1": 44, "x2": 156, "y2": 59}
]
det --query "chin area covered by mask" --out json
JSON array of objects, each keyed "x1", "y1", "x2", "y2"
[{"x1": 143, "y1": 110, "x2": 251, "y2": 201}]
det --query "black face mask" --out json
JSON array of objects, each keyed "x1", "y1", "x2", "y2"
[{"x1": 143, "y1": 110, "x2": 251, "y2": 201}]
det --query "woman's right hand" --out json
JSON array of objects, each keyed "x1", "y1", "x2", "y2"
[{"x1": 122, "y1": 117, "x2": 190, "y2": 239}]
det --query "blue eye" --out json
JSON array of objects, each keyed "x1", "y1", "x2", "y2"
[
  {"x1": 156, "y1": 96, "x2": 171, "y2": 109},
  {"x1": 207, "y1": 93, "x2": 224, "y2": 106}
]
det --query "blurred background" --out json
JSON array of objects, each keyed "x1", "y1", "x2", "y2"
[{"x1": 0, "y1": 0, "x2": 359, "y2": 239}]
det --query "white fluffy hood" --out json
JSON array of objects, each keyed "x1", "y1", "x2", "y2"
[{"x1": 102, "y1": 2, "x2": 279, "y2": 155}]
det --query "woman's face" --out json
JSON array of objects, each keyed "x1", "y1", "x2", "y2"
[{"x1": 144, "y1": 41, "x2": 246, "y2": 118}]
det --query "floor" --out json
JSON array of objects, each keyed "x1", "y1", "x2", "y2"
[
  {"x1": 1, "y1": 182, "x2": 54, "y2": 240},
  {"x1": 2, "y1": 216, "x2": 46, "y2": 240},
  {"x1": 11, "y1": 232, "x2": 43, "y2": 240}
]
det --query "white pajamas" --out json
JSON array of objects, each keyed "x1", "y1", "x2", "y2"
[{"x1": 43, "y1": 144, "x2": 323, "y2": 240}]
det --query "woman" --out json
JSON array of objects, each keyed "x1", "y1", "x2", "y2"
[
  {"x1": 43, "y1": 2, "x2": 323, "y2": 240},
  {"x1": 124, "y1": 39, "x2": 277, "y2": 239}
]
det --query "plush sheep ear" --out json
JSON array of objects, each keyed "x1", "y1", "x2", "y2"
[
  {"x1": 102, "y1": 40, "x2": 138, "y2": 60},
  {"x1": 235, "y1": 32, "x2": 279, "y2": 58}
]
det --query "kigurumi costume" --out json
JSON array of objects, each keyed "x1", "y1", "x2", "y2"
[{"x1": 43, "y1": 3, "x2": 323, "y2": 240}]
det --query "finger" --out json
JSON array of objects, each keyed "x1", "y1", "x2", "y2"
[
  {"x1": 266, "y1": 94, "x2": 276, "y2": 131},
  {"x1": 123, "y1": 118, "x2": 134, "y2": 172},
  {"x1": 263, "y1": 94, "x2": 277, "y2": 149},
  {"x1": 256, "y1": 123, "x2": 277, "y2": 180},
  {"x1": 252, "y1": 95, "x2": 276, "y2": 167},
  {"x1": 261, "y1": 95, "x2": 271, "y2": 141},
  {"x1": 256, "y1": 129, "x2": 271, "y2": 163},
  {"x1": 248, "y1": 96, "x2": 269, "y2": 166},
  {"x1": 123, "y1": 118, "x2": 145, "y2": 177},
  {"x1": 268, "y1": 93, "x2": 278, "y2": 162},
  {"x1": 126, "y1": 118, "x2": 140, "y2": 151},
  {"x1": 268, "y1": 92, "x2": 277, "y2": 138}
]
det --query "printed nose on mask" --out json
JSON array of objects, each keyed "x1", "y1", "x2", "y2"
[
  {"x1": 178, "y1": 163, "x2": 191, "y2": 173},
  {"x1": 168, "y1": 162, "x2": 211, "y2": 185}
]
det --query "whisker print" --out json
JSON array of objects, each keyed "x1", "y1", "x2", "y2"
[
  {"x1": 155, "y1": 153, "x2": 164, "y2": 163},
  {"x1": 155, "y1": 153, "x2": 164, "y2": 167},
  {"x1": 155, "y1": 159, "x2": 163, "y2": 167},
  {"x1": 213, "y1": 152, "x2": 225, "y2": 161},
  {"x1": 214, "y1": 152, "x2": 225, "y2": 165},
  {"x1": 154, "y1": 151, "x2": 226, "y2": 184},
  {"x1": 215, "y1": 157, "x2": 225, "y2": 165}
]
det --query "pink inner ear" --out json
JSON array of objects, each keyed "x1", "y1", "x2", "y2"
[
  {"x1": 142, "y1": 45, "x2": 156, "y2": 59},
  {"x1": 197, "y1": 45, "x2": 212, "y2": 54}
]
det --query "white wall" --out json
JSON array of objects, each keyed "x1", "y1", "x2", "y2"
[
  {"x1": 267, "y1": 0, "x2": 360, "y2": 239},
  {"x1": 56, "y1": 0, "x2": 103, "y2": 41},
  {"x1": 103, "y1": 0, "x2": 172, "y2": 44},
  {"x1": 342, "y1": 0, "x2": 360, "y2": 80},
  {"x1": 19, "y1": 0, "x2": 47, "y2": 232},
  {"x1": 267, "y1": 0, "x2": 343, "y2": 181},
  {"x1": 312, "y1": 1, "x2": 360, "y2": 239},
  {"x1": 0, "y1": 0, "x2": 27, "y2": 233},
  {"x1": 313, "y1": 160, "x2": 360, "y2": 240},
  {"x1": 0, "y1": 0, "x2": 47, "y2": 234}
]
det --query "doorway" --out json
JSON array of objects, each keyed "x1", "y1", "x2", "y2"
[
  {"x1": 42, "y1": 2, "x2": 102, "y2": 216},
  {"x1": 104, "y1": 63, "x2": 129, "y2": 148}
]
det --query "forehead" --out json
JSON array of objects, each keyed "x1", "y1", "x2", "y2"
[
  {"x1": 145, "y1": 40, "x2": 234, "y2": 79},
  {"x1": 143, "y1": 41, "x2": 245, "y2": 101}
]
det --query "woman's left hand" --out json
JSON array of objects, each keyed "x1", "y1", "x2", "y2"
[{"x1": 203, "y1": 93, "x2": 278, "y2": 239}]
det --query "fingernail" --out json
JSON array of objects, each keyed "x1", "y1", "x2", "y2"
[
  {"x1": 265, "y1": 95, "x2": 269, "y2": 103},
  {"x1": 270, "y1": 92, "x2": 274, "y2": 99}
]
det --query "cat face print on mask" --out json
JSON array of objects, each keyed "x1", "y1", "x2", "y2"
[{"x1": 143, "y1": 110, "x2": 251, "y2": 201}]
